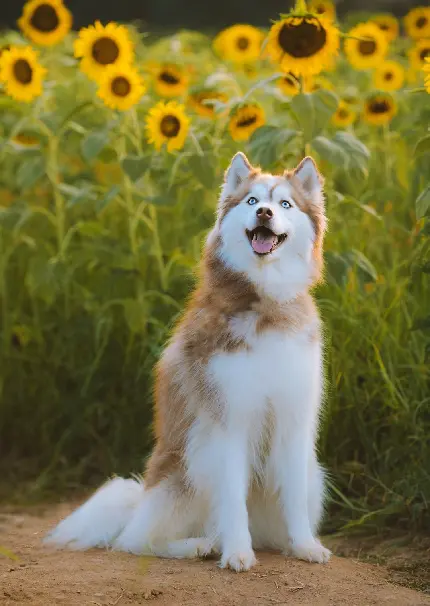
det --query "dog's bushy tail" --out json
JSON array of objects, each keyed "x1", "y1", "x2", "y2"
[{"x1": 44, "y1": 477, "x2": 144, "y2": 550}]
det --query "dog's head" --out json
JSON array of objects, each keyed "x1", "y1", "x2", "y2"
[{"x1": 210, "y1": 152, "x2": 326, "y2": 301}]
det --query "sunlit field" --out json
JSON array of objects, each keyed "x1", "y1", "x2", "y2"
[{"x1": 0, "y1": 0, "x2": 429, "y2": 533}]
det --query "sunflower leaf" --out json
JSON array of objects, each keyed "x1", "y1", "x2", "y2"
[
  {"x1": 311, "y1": 136, "x2": 347, "y2": 167},
  {"x1": 121, "y1": 156, "x2": 150, "y2": 182},
  {"x1": 248, "y1": 126, "x2": 297, "y2": 168},
  {"x1": 414, "y1": 135, "x2": 430, "y2": 158},
  {"x1": 312, "y1": 90, "x2": 339, "y2": 137},
  {"x1": 189, "y1": 154, "x2": 215, "y2": 188},
  {"x1": 290, "y1": 93, "x2": 314, "y2": 143},
  {"x1": 81, "y1": 131, "x2": 109, "y2": 162},
  {"x1": 16, "y1": 156, "x2": 45, "y2": 190},
  {"x1": 416, "y1": 184, "x2": 430, "y2": 219}
]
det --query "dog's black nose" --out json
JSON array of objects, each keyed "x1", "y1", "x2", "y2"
[{"x1": 256, "y1": 207, "x2": 273, "y2": 221}]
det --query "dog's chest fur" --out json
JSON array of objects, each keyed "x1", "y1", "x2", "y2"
[{"x1": 206, "y1": 310, "x2": 322, "y2": 428}]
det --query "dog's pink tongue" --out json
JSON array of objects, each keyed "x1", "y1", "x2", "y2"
[{"x1": 252, "y1": 232, "x2": 276, "y2": 254}]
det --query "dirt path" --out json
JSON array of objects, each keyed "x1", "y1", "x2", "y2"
[{"x1": 1, "y1": 504, "x2": 429, "y2": 606}]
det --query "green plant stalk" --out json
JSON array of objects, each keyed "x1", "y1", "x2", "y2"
[
  {"x1": 46, "y1": 135, "x2": 66, "y2": 257},
  {"x1": 0, "y1": 235, "x2": 9, "y2": 354},
  {"x1": 298, "y1": 76, "x2": 311, "y2": 158}
]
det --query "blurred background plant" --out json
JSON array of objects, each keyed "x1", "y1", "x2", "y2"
[{"x1": 0, "y1": 0, "x2": 429, "y2": 536}]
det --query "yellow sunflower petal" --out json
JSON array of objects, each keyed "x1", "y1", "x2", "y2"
[
  {"x1": 18, "y1": 0, "x2": 72, "y2": 47},
  {"x1": 0, "y1": 45, "x2": 46, "y2": 102},
  {"x1": 308, "y1": 0, "x2": 336, "y2": 22},
  {"x1": 344, "y1": 22, "x2": 389, "y2": 70},
  {"x1": 145, "y1": 101, "x2": 190, "y2": 152},
  {"x1": 371, "y1": 14, "x2": 399, "y2": 42},
  {"x1": 188, "y1": 88, "x2": 228, "y2": 118},
  {"x1": 277, "y1": 72, "x2": 300, "y2": 96},
  {"x1": 97, "y1": 64, "x2": 146, "y2": 111},
  {"x1": 332, "y1": 100, "x2": 356, "y2": 127},
  {"x1": 372, "y1": 60, "x2": 405, "y2": 92},
  {"x1": 228, "y1": 104, "x2": 265, "y2": 142},
  {"x1": 213, "y1": 24, "x2": 264, "y2": 64},
  {"x1": 153, "y1": 64, "x2": 189, "y2": 98},
  {"x1": 362, "y1": 93, "x2": 397, "y2": 126},
  {"x1": 404, "y1": 7, "x2": 430, "y2": 40},
  {"x1": 408, "y1": 39, "x2": 430, "y2": 72},
  {"x1": 424, "y1": 57, "x2": 430, "y2": 94},
  {"x1": 266, "y1": 14, "x2": 339, "y2": 77},
  {"x1": 74, "y1": 20, "x2": 134, "y2": 82}
]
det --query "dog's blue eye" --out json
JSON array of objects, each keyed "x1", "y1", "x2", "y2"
[
  {"x1": 247, "y1": 197, "x2": 258, "y2": 205},
  {"x1": 281, "y1": 200, "x2": 292, "y2": 209}
]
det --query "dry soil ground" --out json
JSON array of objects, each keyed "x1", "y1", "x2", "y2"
[{"x1": 1, "y1": 503, "x2": 429, "y2": 606}]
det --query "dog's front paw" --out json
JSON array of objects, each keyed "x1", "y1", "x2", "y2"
[
  {"x1": 287, "y1": 539, "x2": 331, "y2": 564},
  {"x1": 220, "y1": 548, "x2": 257, "y2": 572}
]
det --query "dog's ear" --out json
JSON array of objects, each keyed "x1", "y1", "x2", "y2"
[
  {"x1": 222, "y1": 152, "x2": 252, "y2": 199},
  {"x1": 292, "y1": 156, "x2": 324, "y2": 200}
]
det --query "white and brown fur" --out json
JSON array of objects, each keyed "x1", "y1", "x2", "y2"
[{"x1": 45, "y1": 152, "x2": 331, "y2": 571}]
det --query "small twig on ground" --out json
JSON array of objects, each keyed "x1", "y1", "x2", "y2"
[{"x1": 111, "y1": 589, "x2": 124, "y2": 605}]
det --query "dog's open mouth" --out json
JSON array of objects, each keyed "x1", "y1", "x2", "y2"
[{"x1": 246, "y1": 226, "x2": 287, "y2": 255}]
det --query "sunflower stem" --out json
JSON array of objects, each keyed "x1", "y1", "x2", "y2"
[
  {"x1": 382, "y1": 123, "x2": 390, "y2": 182},
  {"x1": 46, "y1": 134, "x2": 65, "y2": 257}
]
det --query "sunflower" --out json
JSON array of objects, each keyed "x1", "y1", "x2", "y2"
[
  {"x1": 0, "y1": 44, "x2": 11, "y2": 58},
  {"x1": 371, "y1": 14, "x2": 399, "y2": 42},
  {"x1": 97, "y1": 64, "x2": 145, "y2": 111},
  {"x1": 266, "y1": 14, "x2": 340, "y2": 77},
  {"x1": 213, "y1": 24, "x2": 264, "y2": 64},
  {"x1": 10, "y1": 133, "x2": 40, "y2": 150},
  {"x1": 308, "y1": 0, "x2": 336, "y2": 22},
  {"x1": 424, "y1": 57, "x2": 430, "y2": 94},
  {"x1": 408, "y1": 39, "x2": 430, "y2": 72},
  {"x1": 332, "y1": 101, "x2": 356, "y2": 127},
  {"x1": 344, "y1": 23, "x2": 388, "y2": 70},
  {"x1": 363, "y1": 93, "x2": 397, "y2": 126},
  {"x1": 305, "y1": 74, "x2": 334, "y2": 92},
  {"x1": 0, "y1": 45, "x2": 46, "y2": 102},
  {"x1": 153, "y1": 64, "x2": 189, "y2": 97},
  {"x1": 74, "y1": 21, "x2": 134, "y2": 81},
  {"x1": 404, "y1": 7, "x2": 430, "y2": 40},
  {"x1": 188, "y1": 88, "x2": 228, "y2": 118},
  {"x1": 277, "y1": 72, "x2": 300, "y2": 96},
  {"x1": 228, "y1": 104, "x2": 265, "y2": 142},
  {"x1": 145, "y1": 101, "x2": 190, "y2": 152},
  {"x1": 372, "y1": 60, "x2": 405, "y2": 92},
  {"x1": 18, "y1": 0, "x2": 72, "y2": 46}
]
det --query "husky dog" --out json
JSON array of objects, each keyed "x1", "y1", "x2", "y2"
[{"x1": 45, "y1": 152, "x2": 331, "y2": 571}]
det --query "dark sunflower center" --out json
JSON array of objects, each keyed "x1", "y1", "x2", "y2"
[
  {"x1": 30, "y1": 4, "x2": 59, "y2": 32},
  {"x1": 111, "y1": 76, "x2": 131, "y2": 97},
  {"x1": 236, "y1": 36, "x2": 250, "y2": 50},
  {"x1": 13, "y1": 59, "x2": 33, "y2": 85},
  {"x1": 419, "y1": 48, "x2": 430, "y2": 61},
  {"x1": 337, "y1": 108, "x2": 349, "y2": 119},
  {"x1": 416, "y1": 16, "x2": 427, "y2": 29},
  {"x1": 160, "y1": 115, "x2": 181, "y2": 138},
  {"x1": 92, "y1": 37, "x2": 120, "y2": 65},
  {"x1": 384, "y1": 71, "x2": 394, "y2": 81},
  {"x1": 316, "y1": 5, "x2": 326, "y2": 14},
  {"x1": 378, "y1": 23, "x2": 389, "y2": 31},
  {"x1": 369, "y1": 100, "x2": 389, "y2": 114},
  {"x1": 358, "y1": 39, "x2": 377, "y2": 55},
  {"x1": 237, "y1": 115, "x2": 257, "y2": 128},
  {"x1": 159, "y1": 71, "x2": 180, "y2": 85},
  {"x1": 278, "y1": 18, "x2": 327, "y2": 59}
]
